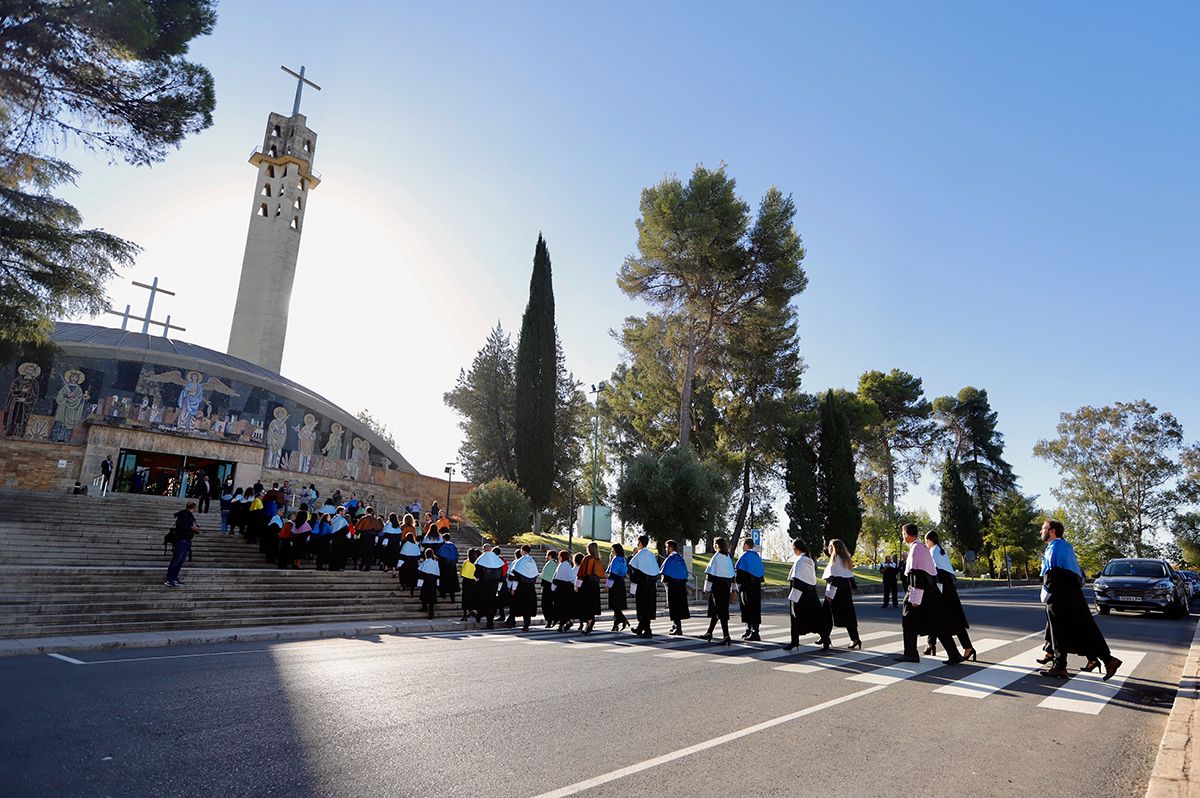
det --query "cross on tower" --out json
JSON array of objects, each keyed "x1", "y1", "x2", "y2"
[{"x1": 281, "y1": 64, "x2": 321, "y2": 116}]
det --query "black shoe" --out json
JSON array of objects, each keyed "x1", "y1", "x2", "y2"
[
  {"x1": 944, "y1": 655, "x2": 966, "y2": 665},
  {"x1": 747, "y1": 632, "x2": 761, "y2": 642},
  {"x1": 893, "y1": 655, "x2": 920, "y2": 663},
  {"x1": 848, "y1": 640, "x2": 862, "y2": 650},
  {"x1": 720, "y1": 637, "x2": 732, "y2": 646},
  {"x1": 700, "y1": 633, "x2": 713, "y2": 642},
  {"x1": 783, "y1": 642, "x2": 799, "y2": 651},
  {"x1": 486, "y1": 619, "x2": 494, "y2": 629}
]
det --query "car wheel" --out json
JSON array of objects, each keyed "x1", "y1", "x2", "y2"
[{"x1": 1098, "y1": 605, "x2": 1110, "y2": 615}]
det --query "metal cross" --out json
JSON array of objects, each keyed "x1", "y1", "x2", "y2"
[
  {"x1": 281, "y1": 65, "x2": 321, "y2": 116},
  {"x1": 104, "y1": 277, "x2": 186, "y2": 337}
]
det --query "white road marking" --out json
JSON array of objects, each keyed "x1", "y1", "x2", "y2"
[
  {"x1": 1038, "y1": 649, "x2": 1146, "y2": 715},
  {"x1": 933, "y1": 645, "x2": 1047, "y2": 698},
  {"x1": 774, "y1": 639, "x2": 907, "y2": 674},
  {"x1": 846, "y1": 638, "x2": 1010, "y2": 685},
  {"x1": 529, "y1": 685, "x2": 888, "y2": 798},
  {"x1": 47, "y1": 653, "x2": 85, "y2": 665},
  {"x1": 1012, "y1": 629, "x2": 1048, "y2": 643}
]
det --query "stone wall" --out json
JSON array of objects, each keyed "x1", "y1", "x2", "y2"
[{"x1": 0, "y1": 438, "x2": 82, "y2": 492}]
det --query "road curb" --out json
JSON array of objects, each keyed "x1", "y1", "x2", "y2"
[
  {"x1": 1145, "y1": 616, "x2": 1200, "y2": 798},
  {"x1": 0, "y1": 617, "x2": 480, "y2": 658}
]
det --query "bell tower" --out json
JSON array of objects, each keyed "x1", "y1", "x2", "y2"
[{"x1": 227, "y1": 65, "x2": 322, "y2": 374}]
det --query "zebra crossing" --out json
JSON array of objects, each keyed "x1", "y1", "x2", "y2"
[{"x1": 446, "y1": 616, "x2": 1149, "y2": 716}]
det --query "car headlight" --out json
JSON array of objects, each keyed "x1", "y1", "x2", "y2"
[{"x1": 1095, "y1": 585, "x2": 1109, "y2": 595}]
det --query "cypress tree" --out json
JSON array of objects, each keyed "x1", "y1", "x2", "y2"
[
  {"x1": 818, "y1": 390, "x2": 862, "y2": 553},
  {"x1": 514, "y1": 234, "x2": 558, "y2": 533},
  {"x1": 784, "y1": 426, "x2": 822, "y2": 555},
  {"x1": 939, "y1": 453, "x2": 982, "y2": 556}
]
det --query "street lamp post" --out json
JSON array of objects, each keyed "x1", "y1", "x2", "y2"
[
  {"x1": 444, "y1": 462, "x2": 455, "y2": 522},
  {"x1": 589, "y1": 382, "x2": 606, "y2": 541}
]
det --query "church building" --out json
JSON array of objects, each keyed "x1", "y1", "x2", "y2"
[{"x1": 0, "y1": 67, "x2": 469, "y2": 514}]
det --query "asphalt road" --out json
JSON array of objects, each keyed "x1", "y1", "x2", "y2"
[{"x1": 0, "y1": 586, "x2": 1193, "y2": 798}]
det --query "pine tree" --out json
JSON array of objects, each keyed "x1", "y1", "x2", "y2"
[
  {"x1": 784, "y1": 425, "x2": 822, "y2": 555},
  {"x1": 514, "y1": 235, "x2": 558, "y2": 533},
  {"x1": 443, "y1": 324, "x2": 517, "y2": 484},
  {"x1": 818, "y1": 391, "x2": 862, "y2": 553},
  {"x1": 938, "y1": 454, "x2": 982, "y2": 560}
]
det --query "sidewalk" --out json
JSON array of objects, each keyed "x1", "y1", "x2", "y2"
[
  {"x1": 0, "y1": 616, "x2": 481, "y2": 658},
  {"x1": 1145, "y1": 617, "x2": 1200, "y2": 797},
  {"x1": 0, "y1": 604, "x2": 711, "y2": 659}
]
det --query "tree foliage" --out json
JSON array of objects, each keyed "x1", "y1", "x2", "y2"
[
  {"x1": 463, "y1": 478, "x2": 529, "y2": 545},
  {"x1": 818, "y1": 391, "x2": 862, "y2": 553},
  {"x1": 783, "y1": 422, "x2": 822, "y2": 556},
  {"x1": 1033, "y1": 400, "x2": 1193, "y2": 558},
  {"x1": 933, "y1": 386, "x2": 1016, "y2": 526},
  {"x1": 1172, "y1": 513, "x2": 1200, "y2": 567},
  {"x1": 856, "y1": 369, "x2": 939, "y2": 511},
  {"x1": 355, "y1": 408, "x2": 397, "y2": 450},
  {"x1": 617, "y1": 166, "x2": 806, "y2": 449},
  {"x1": 0, "y1": 1, "x2": 217, "y2": 341},
  {"x1": 983, "y1": 490, "x2": 1041, "y2": 577},
  {"x1": 514, "y1": 234, "x2": 558, "y2": 528},
  {"x1": 613, "y1": 446, "x2": 729, "y2": 553},
  {"x1": 444, "y1": 324, "x2": 517, "y2": 484},
  {"x1": 938, "y1": 454, "x2": 982, "y2": 556}
]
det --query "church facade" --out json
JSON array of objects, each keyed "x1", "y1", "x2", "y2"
[{"x1": 0, "y1": 323, "x2": 469, "y2": 515}]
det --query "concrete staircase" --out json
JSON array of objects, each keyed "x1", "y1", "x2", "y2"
[{"x1": 0, "y1": 490, "x2": 466, "y2": 639}]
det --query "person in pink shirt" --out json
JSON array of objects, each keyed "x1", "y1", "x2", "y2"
[{"x1": 894, "y1": 524, "x2": 965, "y2": 665}]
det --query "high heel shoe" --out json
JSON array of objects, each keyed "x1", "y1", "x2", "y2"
[
  {"x1": 963, "y1": 648, "x2": 977, "y2": 661},
  {"x1": 619, "y1": 620, "x2": 630, "y2": 632},
  {"x1": 923, "y1": 643, "x2": 936, "y2": 656},
  {"x1": 848, "y1": 640, "x2": 862, "y2": 651},
  {"x1": 783, "y1": 642, "x2": 799, "y2": 651},
  {"x1": 720, "y1": 637, "x2": 732, "y2": 646},
  {"x1": 1036, "y1": 653, "x2": 1054, "y2": 665},
  {"x1": 1081, "y1": 659, "x2": 1100, "y2": 673},
  {"x1": 700, "y1": 632, "x2": 713, "y2": 642}
]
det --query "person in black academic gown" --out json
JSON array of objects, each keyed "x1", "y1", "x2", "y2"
[
  {"x1": 472, "y1": 548, "x2": 505, "y2": 629},
  {"x1": 659, "y1": 539, "x2": 691, "y2": 636},
  {"x1": 735, "y1": 538, "x2": 765, "y2": 641},
  {"x1": 1039, "y1": 519, "x2": 1121, "y2": 680},
  {"x1": 541, "y1": 549, "x2": 558, "y2": 629},
  {"x1": 551, "y1": 550, "x2": 577, "y2": 633},
  {"x1": 437, "y1": 534, "x2": 460, "y2": 602},
  {"x1": 701, "y1": 537, "x2": 735, "y2": 645},
  {"x1": 923, "y1": 531, "x2": 974, "y2": 658},
  {"x1": 460, "y1": 548, "x2": 479, "y2": 622},
  {"x1": 507, "y1": 545, "x2": 540, "y2": 631},
  {"x1": 895, "y1": 524, "x2": 964, "y2": 664},
  {"x1": 606, "y1": 544, "x2": 629, "y2": 633},
  {"x1": 628, "y1": 535, "x2": 659, "y2": 638},
  {"x1": 417, "y1": 549, "x2": 440, "y2": 619},
  {"x1": 784, "y1": 540, "x2": 832, "y2": 651}
]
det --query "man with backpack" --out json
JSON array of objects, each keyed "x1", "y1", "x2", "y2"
[{"x1": 165, "y1": 501, "x2": 201, "y2": 587}]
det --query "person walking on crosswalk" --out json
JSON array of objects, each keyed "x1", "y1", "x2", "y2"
[
  {"x1": 660, "y1": 540, "x2": 691, "y2": 636},
  {"x1": 735, "y1": 538, "x2": 765, "y2": 641},
  {"x1": 701, "y1": 537, "x2": 735, "y2": 645},
  {"x1": 924, "y1": 531, "x2": 976, "y2": 661},
  {"x1": 1039, "y1": 519, "x2": 1122, "y2": 681},
  {"x1": 822, "y1": 539, "x2": 862, "y2": 650},
  {"x1": 628, "y1": 535, "x2": 659, "y2": 638},
  {"x1": 784, "y1": 539, "x2": 832, "y2": 651},
  {"x1": 895, "y1": 524, "x2": 964, "y2": 665}
]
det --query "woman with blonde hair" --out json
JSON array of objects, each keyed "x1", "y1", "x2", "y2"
[{"x1": 822, "y1": 538, "x2": 862, "y2": 649}]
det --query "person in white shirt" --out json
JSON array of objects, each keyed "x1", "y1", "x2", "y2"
[
  {"x1": 894, "y1": 524, "x2": 965, "y2": 664},
  {"x1": 924, "y1": 531, "x2": 975, "y2": 659},
  {"x1": 822, "y1": 539, "x2": 862, "y2": 649},
  {"x1": 784, "y1": 540, "x2": 833, "y2": 651}
]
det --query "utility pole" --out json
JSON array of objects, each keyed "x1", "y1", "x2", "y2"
[
  {"x1": 444, "y1": 462, "x2": 455, "y2": 520},
  {"x1": 589, "y1": 382, "x2": 606, "y2": 541}
]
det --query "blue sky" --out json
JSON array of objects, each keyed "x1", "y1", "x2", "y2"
[{"x1": 64, "y1": 2, "x2": 1199, "y2": 520}]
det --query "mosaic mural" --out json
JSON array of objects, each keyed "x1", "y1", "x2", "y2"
[{"x1": 0, "y1": 351, "x2": 391, "y2": 480}]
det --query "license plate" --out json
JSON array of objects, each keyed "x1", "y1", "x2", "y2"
[{"x1": 1117, "y1": 595, "x2": 1142, "y2": 602}]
